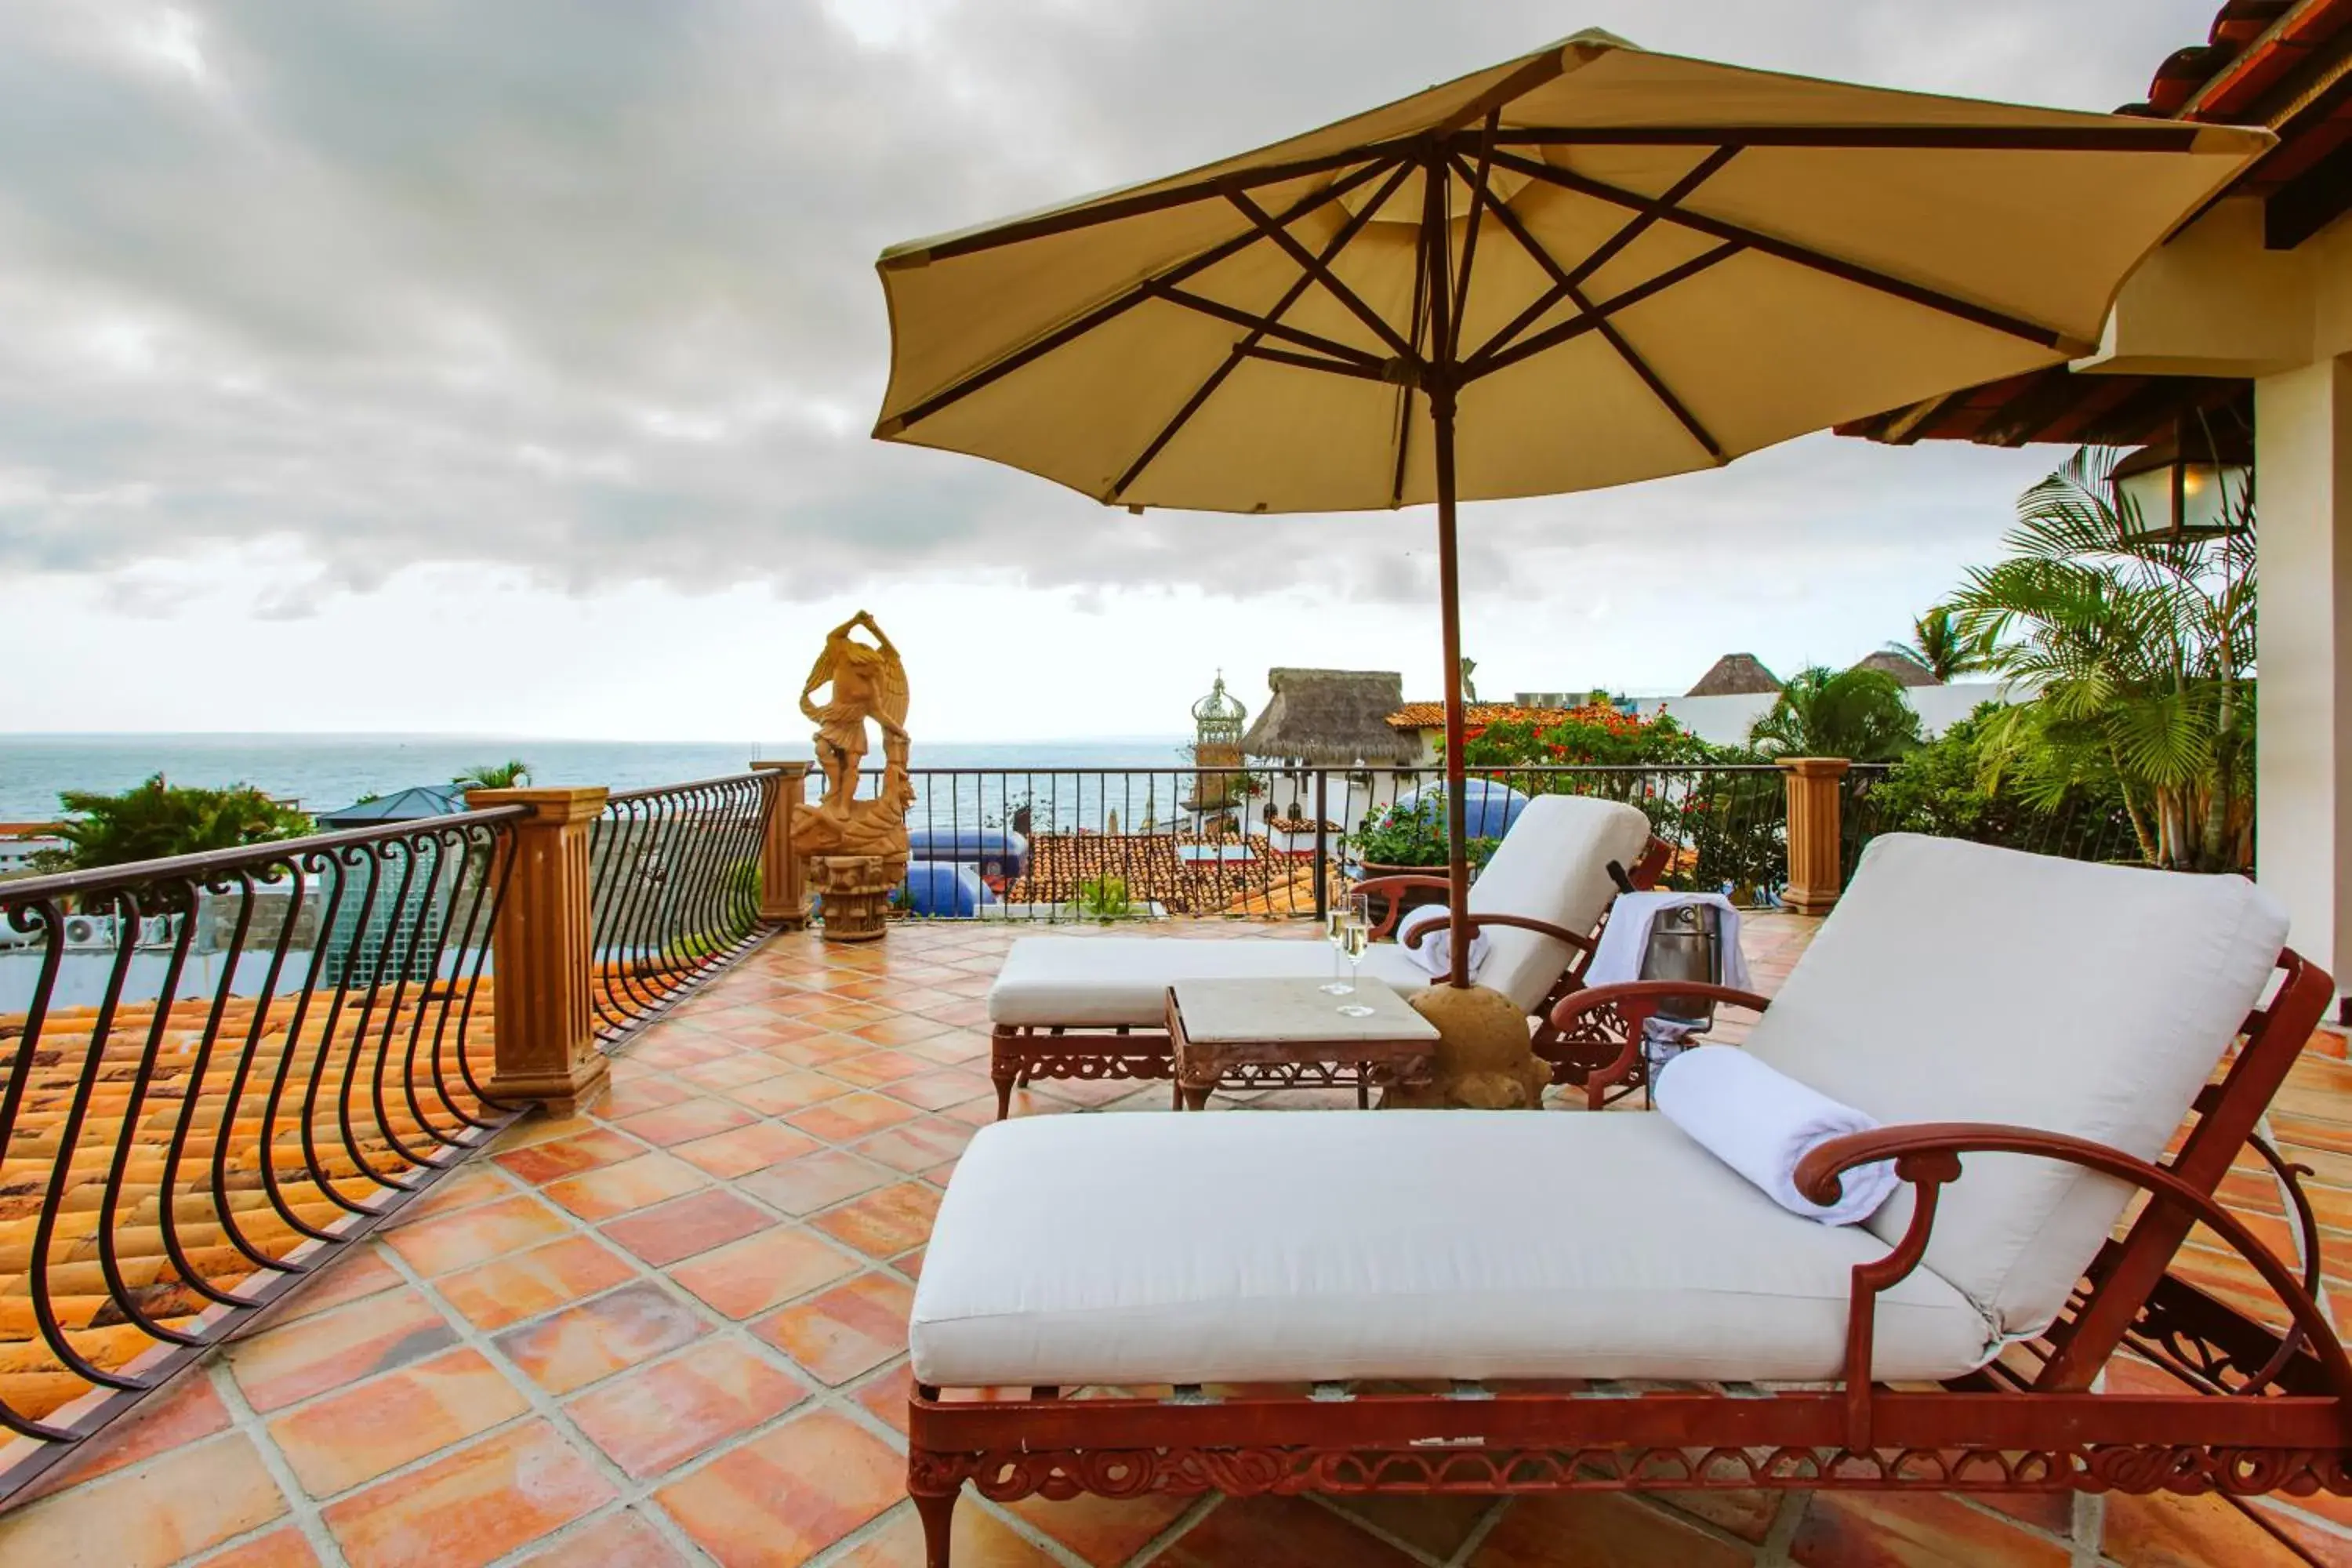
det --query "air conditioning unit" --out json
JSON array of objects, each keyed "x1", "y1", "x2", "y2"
[
  {"x1": 139, "y1": 914, "x2": 182, "y2": 948},
  {"x1": 0, "y1": 922, "x2": 41, "y2": 949},
  {"x1": 62, "y1": 914, "x2": 114, "y2": 949}
]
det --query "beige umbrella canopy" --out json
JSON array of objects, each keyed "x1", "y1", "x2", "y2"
[{"x1": 873, "y1": 28, "x2": 2266, "y2": 985}]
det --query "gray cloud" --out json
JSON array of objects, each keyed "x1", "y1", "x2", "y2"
[{"x1": 0, "y1": 1, "x2": 2215, "y2": 606}]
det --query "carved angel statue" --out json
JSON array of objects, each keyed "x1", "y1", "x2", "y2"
[{"x1": 797, "y1": 612, "x2": 915, "y2": 869}]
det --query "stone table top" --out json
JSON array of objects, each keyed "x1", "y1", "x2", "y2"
[{"x1": 1168, "y1": 976, "x2": 1439, "y2": 1045}]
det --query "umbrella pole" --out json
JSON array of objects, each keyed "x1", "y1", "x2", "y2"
[{"x1": 1432, "y1": 381, "x2": 1471, "y2": 989}]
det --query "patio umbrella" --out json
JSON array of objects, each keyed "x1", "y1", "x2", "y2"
[{"x1": 871, "y1": 29, "x2": 2266, "y2": 987}]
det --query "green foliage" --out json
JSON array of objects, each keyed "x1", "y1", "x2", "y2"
[
  {"x1": 1885, "y1": 607, "x2": 1992, "y2": 683},
  {"x1": 1947, "y1": 447, "x2": 2254, "y2": 871},
  {"x1": 33, "y1": 774, "x2": 314, "y2": 877},
  {"x1": 452, "y1": 758, "x2": 532, "y2": 790},
  {"x1": 1858, "y1": 706, "x2": 2139, "y2": 862},
  {"x1": 1346, "y1": 794, "x2": 1497, "y2": 871},
  {"x1": 1074, "y1": 874, "x2": 1134, "y2": 923},
  {"x1": 1749, "y1": 666, "x2": 1922, "y2": 763},
  {"x1": 1462, "y1": 707, "x2": 1713, "y2": 769}
]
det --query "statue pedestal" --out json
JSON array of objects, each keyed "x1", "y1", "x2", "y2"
[
  {"x1": 815, "y1": 854, "x2": 895, "y2": 943},
  {"x1": 1380, "y1": 983, "x2": 1550, "y2": 1109}
]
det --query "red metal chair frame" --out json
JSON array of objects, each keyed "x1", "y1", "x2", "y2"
[
  {"x1": 985, "y1": 837, "x2": 1672, "y2": 1117},
  {"x1": 912, "y1": 949, "x2": 2347, "y2": 1566}
]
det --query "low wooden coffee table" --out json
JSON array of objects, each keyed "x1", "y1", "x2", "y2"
[{"x1": 1165, "y1": 978, "x2": 1440, "y2": 1111}]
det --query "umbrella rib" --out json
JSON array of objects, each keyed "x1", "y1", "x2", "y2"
[
  {"x1": 1467, "y1": 242, "x2": 1745, "y2": 382},
  {"x1": 1448, "y1": 112, "x2": 1501, "y2": 354},
  {"x1": 1489, "y1": 125, "x2": 2211, "y2": 152},
  {"x1": 878, "y1": 157, "x2": 1399, "y2": 437},
  {"x1": 1461, "y1": 144, "x2": 1741, "y2": 368},
  {"x1": 1109, "y1": 160, "x2": 1416, "y2": 502},
  {"x1": 1142, "y1": 285, "x2": 1385, "y2": 368},
  {"x1": 1485, "y1": 147, "x2": 2085, "y2": 350},
  {"x1": 1560, "y1": 274, "x2": 1726, "y2": 463},
  {"x1": 1229, "y1": 190, "x2": 1416, "y2": 361},
  {"x1": 1390, "y1": 174, "x2": 1436, "y2": 509},
  {"x1": 1237, "y1": 344, "x2": 1394, "y2": 380}
]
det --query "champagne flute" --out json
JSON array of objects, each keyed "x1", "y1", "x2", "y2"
[
  {"x1": 1321, "y1": 904, "x2": 1355, "y2": 994},
  {"x1": 1337, "y1": 894, "x2": 1376, "y2": 1016}
]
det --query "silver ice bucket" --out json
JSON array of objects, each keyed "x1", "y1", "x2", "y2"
[{"x1": 1639, "y1": 902, "x2": 1722, "y2": 1031}]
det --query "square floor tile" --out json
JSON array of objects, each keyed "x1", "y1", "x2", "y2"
[
  {"x1": 612, "y1": 1098, "x2": 758, "y2": 1148},
  {"x1": 1787, "y1": 1493, "x2": 2067, "y2": 1568},
  {"x1": 826, "y1": 1049, "x2": 932, "y2": 1087},
  {"x1": 267, "y1": 1347, "x2": 531, "y2": 1497},
  {"x1": 228, "y1": 1288, "x2": 461, "y2": 1414},
  {"x1": 564, "y1": 1339, "x2": 808, "y2": 1479},
  {"x1": 849, "y1": 1015, "x2": 955, "y2": 1048},
  {"x1": 543, "y1": 1152, "x2": 710, "y2": 1221},
  {"x1": 494, "y1": 1129, "x2": 648, "y2": 1186},
  {"x1": 831, "y1": 1505, "x2": 1060, "y2": 1567},
  {"x1": 725, "y1": 1069, "x2": 853, "y2": 1116},
  {"x1": 851, "y1": 1116, "x2": 975, "y2": 1174},
  {"x1": 736, "y1": 1149, "x2": 893, "y2": 1215},
  {"x1": 514, "y1": 1508, "x2": 692, "y2": 1566},
  {"x1": 669, "y1": 1224, "x2": 862, "y2": 1319},
  {"x1": 598, "y1": 1075, "x2": 699, "y2": 1118},
  {"x1": 670, "y1": 1120, "x2": 822, "y2": 1178},
  {"x1": 382, "y1": 1194, "x2": 574, "y2": 1277},
  {"x1": 493, "y1": 1280, "x2": 708, "y2": 1396},
  {"x1": 883, "y1": 1067, "x2": 996, "y2": 1112},
  {"x1": 0, "y1": 1433, "x2": 288, "y2": 1568},
  {"x1": 321, "y1": 1419, "x2": 615, "y2": 1568},
  {"x1": 811, "y1": 1182, "x2": 941, "y2": 1259},
  {"x1": 653, "y1": 1409, "x2": 902, "y2": 1568},
  {"x1": 756, "y1": 1272, "x2": 913, "y2": 1385},
  {"x1": 789, "y1": 1092, "x2": 920, "y2": 1143},
  {"x1": 434, "y1": 1234, "x2": 641, "y2": 1332},
  {"x1": 601, "y1": 1189, "x2": 775, "y2": 1266},
  {"x1": 203, "y1": 1527, "x2": 325, "y2": 1568},
  {"x1": 666, "y1": 1049, "x2": 785, "y2": 1087}
]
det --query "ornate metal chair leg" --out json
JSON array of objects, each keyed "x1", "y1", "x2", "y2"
[{"x1": 990, "y1": 1034, "x2": 1021, "y2": 1120}]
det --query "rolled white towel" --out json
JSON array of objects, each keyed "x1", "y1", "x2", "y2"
[
  {"x1": 1652, "y1": 1045, "x2": 1895, "y2": 1225},
  {"x1": 1395, "y1": 905, "x2": 1490, "y2": 981}
]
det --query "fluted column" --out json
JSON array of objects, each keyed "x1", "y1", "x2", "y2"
[
  {"x1": 470, "y1": 786, "x2": 610, "y2": 1115},
  {"x1": 750, "y1": 760, "x2": 814, "y2": 929},
  {"x1": 1778, "y1": 758, "x2": 1851, "y2": 916}
]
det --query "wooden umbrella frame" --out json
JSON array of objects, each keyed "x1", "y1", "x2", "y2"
[
  {"x1": 877, "y1": 103, "x2": 2212, "y2": 985},
  {"x1": 909, "y1": 951, "x2": 2351, "y2": 1566}
]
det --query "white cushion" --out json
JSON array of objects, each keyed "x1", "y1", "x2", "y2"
[
  {"x1": 1464, "y1": 793, "x2": 1653, "y2": 1011},
  {"x1": 985, "y1": 793, "x2": 1652, "y2": 1027},
  {"x1": 1744, "y1": 834, "x2": 2287, "y2": 1340},
  {"x1": 909, "y1": 1109, "x2": 1994, "y2": 1387}
]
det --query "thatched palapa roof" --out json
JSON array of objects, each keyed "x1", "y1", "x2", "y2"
[
  {"x1": 1849, "y1": 650, "x2": 1941, "y2": 688},
  {"x1": 1686, "y1": 654, "x2": 1782, "y2": 697},
  {"x1": 1243, "y1": 669, "x2": 1420, "y2": 765}
]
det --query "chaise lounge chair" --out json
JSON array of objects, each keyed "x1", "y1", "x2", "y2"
[
  {"x1": 983, "y1": 793, "x2": 1660, "y2": 1116},
  {"x1": 904, "y1": 835, "x2": 2345, "y2": 1564}
]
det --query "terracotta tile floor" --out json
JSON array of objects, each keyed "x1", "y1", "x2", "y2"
[{"x1": 5, "y1": 913, "x2": 2352, "y2": 1566}]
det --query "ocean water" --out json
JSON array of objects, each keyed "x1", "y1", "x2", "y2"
[{"x1": 0, "y1": 733, "x2": 1195, "y2": 821}]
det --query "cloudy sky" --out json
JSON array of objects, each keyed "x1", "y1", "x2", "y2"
[{"x1": 2, "y1": 1, "x2": 2217, "y2": 743}]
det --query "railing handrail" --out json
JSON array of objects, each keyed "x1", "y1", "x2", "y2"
[
  {"x1": 0, "y1": 805, "x2": 533, "y2": 907},
  {"x1": 831, "y1": 762, "x2": 1795, "y2": 777},
  {"x1": 604, "y1": 771, "x2": 773, "y2": 806}
]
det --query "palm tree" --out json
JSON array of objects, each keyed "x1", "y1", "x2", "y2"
[
  {"x1": 1885, "y1": 607, "x2": 1989, "y2": 683},
  {"x1": 452, "y1": 759, "x2": 532, "y2": 790},
  {"x1": 1947, "y1": 447, "x2": 2254, "y2": 872},
  {"x1": 1748, "y1": 666, "x2": 1922, "y2": 762}
]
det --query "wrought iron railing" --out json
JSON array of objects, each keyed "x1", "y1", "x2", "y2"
[
  {"x1": 0, "y1": 808, "x2": 526, "y2": 1500},
  {"x1": 1839, "y1": 761, "x2": 2146, "y2": 878},
  {"x1": 833, "y1": 762, "x2": 1791, "y2": 920},
  {"x1": 587, "y1": 771, "x2": 776, "y2": 1042}
]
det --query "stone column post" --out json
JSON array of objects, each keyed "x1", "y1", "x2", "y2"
[
  {"x1": 468, "y1": 786, "x2": 610, "y2": 1115},
  {"x1": 750, "y1": 760, "x2": 813, "y2": 929},
  {"x1": 1778, "y1": 757, "x2": 1851, "y2": 916}
]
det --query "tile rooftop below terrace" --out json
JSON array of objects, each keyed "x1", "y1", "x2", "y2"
[{"x1": 2, "y1": 913, "x2": 2350, "y2": 1567}]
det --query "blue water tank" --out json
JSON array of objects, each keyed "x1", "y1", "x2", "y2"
[
  {"x1": 906, "y1": 826, "x2": 1027, "y2": 884},
  {"x1": 1397, "y1": 779, "x2": 1529, "y2": 840},
  {"x1": 902, "y1": 861, "x2": 994, "y2": 917}
]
